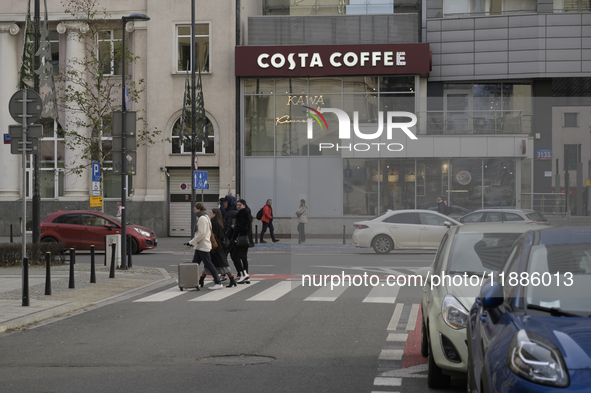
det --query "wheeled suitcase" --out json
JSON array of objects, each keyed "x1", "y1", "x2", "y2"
[{"x1": 178, "y1": 263, "x2": 200, "y2": 291}]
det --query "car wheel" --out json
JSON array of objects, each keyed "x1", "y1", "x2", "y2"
[
  {"x1": 428, "y1": 340, "x2": 451, "y2": 389},
  {"x1": 372, "y1": 235, "x2": 393, "y2": 254},
  {"x1": 421, "y1": 316, "x2": 429, "y2": 357},
  {"x1": 129, "y1": 237, "x2": 139, "y2": 254},
  {"x1": 41, "y1": 237, "x2": 58, "y2": 243}
]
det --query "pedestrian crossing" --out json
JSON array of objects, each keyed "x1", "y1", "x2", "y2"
[{"x1": 133, "y1": 279, "x2": 407, "y2": 304}]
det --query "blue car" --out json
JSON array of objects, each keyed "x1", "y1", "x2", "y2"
[{"x1": 467, "y1": 226, "x2": 591, "y2": 393}]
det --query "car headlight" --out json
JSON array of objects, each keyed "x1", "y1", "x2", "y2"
[
  {"x1": 441, "y1": 294, "x2": 469, "y2": 330},
  {"x1": 508, "y1": 330, "x2": 569, "y2": 388},
  {"x1": 134, "y1": 228, "x2": 151, "y2": 237}
]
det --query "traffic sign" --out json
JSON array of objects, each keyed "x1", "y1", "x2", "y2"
[
  {"x1": 90, "y1": 196, "x2": 103, "y2": 207},
  {"x1": 193, "y1": 171, "x2": 209, "y2": 190},
  {"x1": 9, "y1": 124, "x2": 42, "y2": 138},
  {"x1": 10, "y1": 137, "x2": 38, "y2": 154},
  {"x1": 8, "y1": 89, "x2": 43, "y2": 125},
  {"x1": 3, "y1": 134, "x2": 9, "y2": 144},
  {"x1": 113, "y1": 151, "x2": 136, "y2": 175},
  {"x1": 92, "y1": 162, "x2": 101, "y2": 182}
]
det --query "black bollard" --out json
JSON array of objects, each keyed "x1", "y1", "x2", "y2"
[
  {"x1": 68, "y1": 248, "x2": 75, "y2": 289},
  {"x1": 127, "y1": 237, "x2": 133, "y2": 268},
  {"x1": 343, "y1": 225, "x2": 346, "y2": 245},
  {"x1": 104, "y1": 239, "x2": 107, "y2": 266},
  {"x1": 22, "y1": 257, "x2": 29, "y2": 307},
  {"x1": 10, "y1": 224, "x2": 13, "y2": 243},
  {"x1": 45, "y1": 252, "x2": 52, "y2": 295},
  {"x1": 109, "y1": 242, "x2": 116, "y2": 278},
  {"x1": 90, "y1": 245, "x2": 96, "y2": 284},
  {"x1": 255, "y1": 225, "x2": 258, "y2": 244}
]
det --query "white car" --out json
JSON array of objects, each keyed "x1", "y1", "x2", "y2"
[
  {"x1": 352, "y1": 209, "x2": 461, "y2": 254},
  {"x1": 417, "y1": 223, "x2": 550, "y2": 389},
  {"x1": 458, "y1": 208, "x2": 548, "y2": 224}
]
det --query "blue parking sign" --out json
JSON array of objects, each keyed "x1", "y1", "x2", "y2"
[
  {"x1": 92, "y1": 162, "x2": 101, "y2": 182},
  {"x1": 193, "y1": 171, "x2": 209, "y2": 190}
]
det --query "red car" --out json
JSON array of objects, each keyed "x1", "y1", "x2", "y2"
[{"x1": 40, "y1": 210, "x2": 158, "y2": 254}]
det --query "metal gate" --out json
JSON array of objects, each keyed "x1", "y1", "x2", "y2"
[{"x1": 169, "y1": 168, "x2": 220, "y2": 237}]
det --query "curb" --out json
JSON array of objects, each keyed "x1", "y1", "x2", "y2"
[{"x1": 0, "y1": 267, "x2": 173, "y2": 333}]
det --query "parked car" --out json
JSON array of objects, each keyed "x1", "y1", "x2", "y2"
[
  {"x1": 417, "y1": 223, "x2": 550, "y2": 388},
  {"x1": 458, "y1": 208, "x2": 548, "y2": 224},
  {"x1": 40, "y1": 210, "x2": 158, "y2": 254},
  {"x1": 352, "y1": 209, "x2": 461, "y2": 254},
  {"x1": 467, "y1": 226, "x2": 591, "y2": 393}
]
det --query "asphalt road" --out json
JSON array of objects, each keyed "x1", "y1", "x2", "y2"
[{"x1": 0, "y1": 249, "x2": 467, "y2": 393}]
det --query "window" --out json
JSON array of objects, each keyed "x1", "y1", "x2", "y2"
[
  {"x1": 98, "y1": 30, "x2": 123, "y2": 76},
  {"x1": 460, "y1": 212, "x2": 484, "y2": 223},
  {"x1": 504, "y1": 213, "x2": 524, "y2": 221},
  {"x1": 558, "y1": 0, "x2": 591, "y2": 12},
  {"x1": 176, "y1": 24, "x2": 210, "y2": 73},
  {"x1": 54, "y1": 214, "x2": 79, "y2": 224},
  {"x1": 82, "y1": 214, "x2": 108, "y2": 226},
  {"x1": 383, "y1": 212, "x2": 418, "y2": 224},
  {"x1": 48, "y1": 30, "x2": 60, "y2": 75},
  {"x1": 26, "y1": 118, "x2": 65, "y2": 199},
  {"x1": 564, "y1": 144, "x2": 581, "y2": 171},
  {"x1": 171, "y1": 115, "x2": 214, "y2": 154},
  {"x1": 564, "y1": 113, "x2": 578, "y2": 127},
  {"x1": 419, "y1": 212, "x2": 447, "y2": 226}
]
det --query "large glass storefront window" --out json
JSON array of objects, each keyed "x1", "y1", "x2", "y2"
[
  {"x1": 483, "y1": 159, "x2": 515, "y2": 208},
  {"x1": 244, "y1": 76, "x2": 417, "y2": 157},
  {"x1": 450, "y1": 158, "x2": 483, "y2": 212},
  {"x1": 343, "y1": 159, "x2": 378, "y2": 215}
]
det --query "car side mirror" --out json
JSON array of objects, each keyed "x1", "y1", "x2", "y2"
[
  {"x1": 104, "y1": 222, "x2": 113, "y2": 231},
  {"x1": 416, "y1": 266, "x2": 431, "y2": 285},
  {"x1": 479, "y1": 281, "x2": 503, "y2": 310},
  {"x1": 443, "y1": 221, "x2": 452, "y2": 228}
]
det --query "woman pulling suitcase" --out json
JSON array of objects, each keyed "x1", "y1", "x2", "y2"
[{"x1": 198, "y1": 208, "x2": 237, "y2": 288}]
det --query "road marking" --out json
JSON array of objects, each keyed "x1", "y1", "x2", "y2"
[
  {"x1": 134, "y1": 286, "x2": 189, "y2": 302},
  {"x1": 379, "y1": 349, "x2": 403, "y2": 361},
  {"x1": 304, "y1": 284, "x2": 349, "y2": 302},
  {"x1": 406, "y1": 304, "x2": 420, "y2": 331},
  {"x1": 387, "y1": 303, "x2": 404, "y2": 331},
  {"x1": 362, "y1": 284, "x2": 399, "y2": 304},
  {"x1": 379, "y1": 364, "x2": 428, "y2": 378},
  {"x1": 373, "y1": 377, "x2": 402, "y2": 386},
  {"x1": 189, "y1": 281, "x2": 260, "y2": 301},
  {"x1": 387, "y1": 333, "x2": 408, "y2": 342},
  {"x1": 246, "y1": 281, "x2": 301, "y2": 301}
]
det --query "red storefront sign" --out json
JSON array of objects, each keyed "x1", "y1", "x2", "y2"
[{"x1": 235, "y1": 43, "x2": 431, "y2": 77}]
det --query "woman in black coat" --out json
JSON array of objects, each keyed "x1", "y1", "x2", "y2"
[
  {"x1": 230, "y1": 199, "x2": 253, "y2": 284},
  {"x1": 206, "y1": 208, "x2": 236, "y2": 287}
]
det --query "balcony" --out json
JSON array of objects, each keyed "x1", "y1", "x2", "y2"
[
  {"x1": 418, "y1": 110, "x2": 531, "y2": 135},
  {"x1": 263, "y1": 0, "x2": 419, "y2": 16}
]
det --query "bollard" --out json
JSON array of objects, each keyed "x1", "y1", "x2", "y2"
[
  {"x1": 109, "y1": 242, "x2": 116, "y2": 278},
  {"x1": 343, "y1": 225, "x2": 346, "y2": 245},
  {"x1": 45, "y1": 252, "x2": 52, "y2": 295},
  {"x1": 255, "y1": 225, "x2": 258, "y2": 244},
  {"x1": 10, "y1": 224, "x2": 13, "y2": 243},
  {"x1": 127, "y1": 237, "x2": 133, "y2": 268},
  {"x1": 90, "y1": 245, "x2": 96, "y2": 284},
  {"x1": 23, "y1": 257, "x2": 29, "y2": 307},
  {"x1": 68, "y1": 248, "x2": 75, "y2": 289}
]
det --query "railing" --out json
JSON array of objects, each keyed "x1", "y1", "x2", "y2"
[
  {"x1": 417, "y1": 110, "x2": 531, "y2": 135},
  {"x1": 263, "y1": 0, "x2": 419, "y2": 16},
  {"x1": 520, "y1": 193, "x2": 566, "y2": 215}
]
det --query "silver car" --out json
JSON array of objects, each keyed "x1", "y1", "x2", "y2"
[{"x1": 458, "y1": 208, "x2": 548, "y2": 224}]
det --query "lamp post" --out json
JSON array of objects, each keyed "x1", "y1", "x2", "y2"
[{"x1": 120, "y1": 12, "x2": 149, "y2": 269}]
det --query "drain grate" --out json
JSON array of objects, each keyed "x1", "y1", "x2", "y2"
[{"x1": 196, "y1": 355, "x2": 275, "y2": 366}]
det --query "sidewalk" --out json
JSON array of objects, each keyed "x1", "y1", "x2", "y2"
[{"x1": 0, "y1": 263, "x2": 172, "y2": 334}]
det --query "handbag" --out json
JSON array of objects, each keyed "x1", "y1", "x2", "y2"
[{"x1": 236, "y1": 235, "x2": 250, "y2": 247}]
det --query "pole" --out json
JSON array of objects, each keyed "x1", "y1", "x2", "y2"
[
  {"x1": 44, "y1": 252, "x2": 51, "y2": 295},
  {"x1": 90, "y1": 245, "x2": 96, "y2": 283},
  {"x1": 32, "y1": 0, "x2": 40, "y2": 244},
  {"x1": 22, "y1": 89, "x2": 29, "y2": 306},
  {"x1": 120, "y1": 17, "x2": 128, "y2": 269},
  {"x1": 190, "y1": 0, "x2": 197, "y2": 239}
]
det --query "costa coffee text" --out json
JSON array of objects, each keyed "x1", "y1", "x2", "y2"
[{"x1": 257, "y1": 51, "x2": 406, "y2": 70}]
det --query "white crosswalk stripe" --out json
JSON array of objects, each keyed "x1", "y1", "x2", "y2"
[
  {"x1": 133, "y1": 280, "x2": 414, "y2": 304},
  {"x1": 133, "y1": 285, "x2": 190, "y2": 302},
  {"x1": 189, "y1": 280, "x2": 261, "y2": 302},
  {"x1": 362, "y1": 284, "x2": 400, "y2": 304},
  {"x1": 246, "y1": 280, "x2": 301, "y2": 301}
]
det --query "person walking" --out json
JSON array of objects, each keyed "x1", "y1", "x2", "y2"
[
  {"x1": 223, "y1": 195, "x2": 238, "y2": 239},
  {"x1": 188, "y1": 202, "x2": 223, "y2": 290},
  {"x1": 116, "y1": 202, "x2": 122, "y2": 220},
  {"x1": 296, "y1": 199, "x2": 307, "y2": 244},
  {"x1": 260, "y1": 199, "x2": 279, "y2": 243},
  {"x1": 230, "y1": 199, "x2": 254, "y2": 284},
  {"x1": 207, "y1": 208, "x2": 236, "y2": 287},
  {"x1": 436, "y1": 197, "x2": 446, "y2": 214}
]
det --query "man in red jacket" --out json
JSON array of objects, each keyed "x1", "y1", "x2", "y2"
[{"x1": 260, "y1": 199, "x2": 279, "y2": 243}]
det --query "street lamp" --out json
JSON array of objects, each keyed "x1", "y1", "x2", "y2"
[{"x1": 120, "y1": 12, "x2": 149, "y2": 269}]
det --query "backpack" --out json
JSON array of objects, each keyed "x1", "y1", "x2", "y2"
[{"x1": 256, "y1": 207, "x2": 264, "y2": 220}]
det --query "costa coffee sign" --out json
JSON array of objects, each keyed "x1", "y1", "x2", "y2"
[{"x1": 235, "y1": 44, "x2": 430, "y2": 77}]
